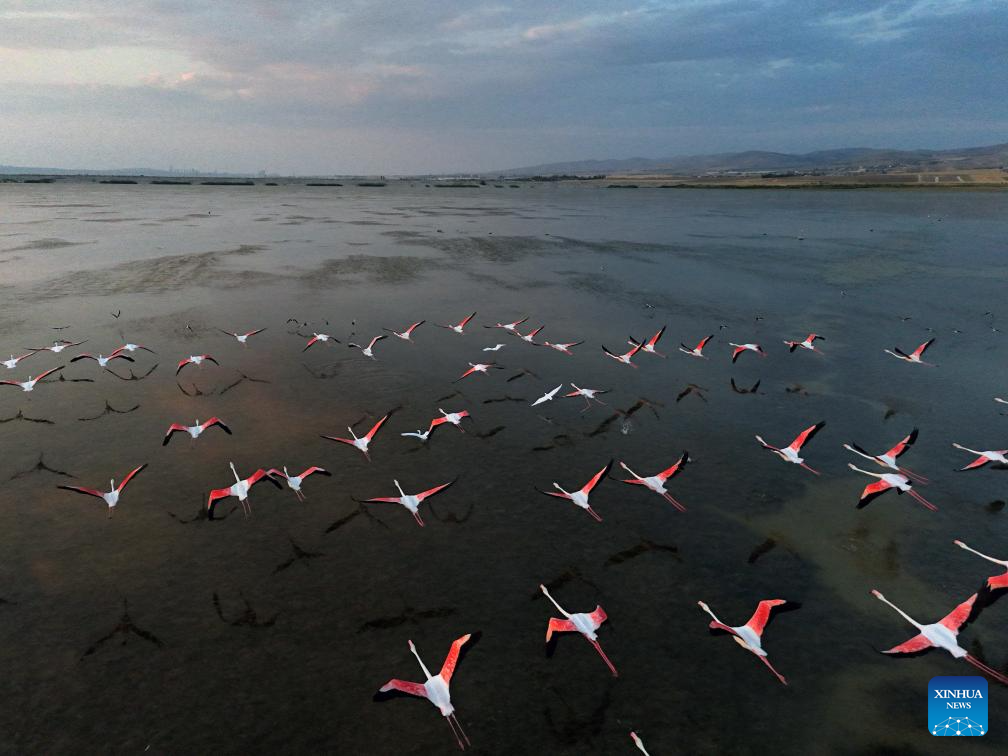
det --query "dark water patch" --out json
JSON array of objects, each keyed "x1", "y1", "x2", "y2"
[{"x1": 4, "y1": 237, "x2": 91, "y2": 252}]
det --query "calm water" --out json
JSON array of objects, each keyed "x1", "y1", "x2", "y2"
[{"x1": 0, "y1": 182, "x2": 1006, "y2": 754}]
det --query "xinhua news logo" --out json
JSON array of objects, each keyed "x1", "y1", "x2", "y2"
[{"x1": 929, "y1": 676, "x2": 987, "y2": 736}]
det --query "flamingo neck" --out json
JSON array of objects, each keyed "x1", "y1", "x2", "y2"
[
  {"x1": 539, "y1": 586, "x2": 570, "y2": 617},
  {"x1": 409, "y1": 642, "x2": 433, "y2": 679}
]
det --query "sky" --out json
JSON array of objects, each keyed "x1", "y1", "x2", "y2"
[{"x1": 0, "y1": 0, "x2": 1005, "y2": 174}]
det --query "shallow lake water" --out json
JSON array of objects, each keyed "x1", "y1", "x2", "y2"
[{"x1": 0, "y1": 182, "x2": 1006, "y2": 754}]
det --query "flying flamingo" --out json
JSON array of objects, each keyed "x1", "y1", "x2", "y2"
[
  {"x1": 384, "y1": 320, "x2": 424, "y2": 341},
  {"x1": 617, "y1": 452, "x2": 690, "y2": 512},
  {"x1": 784, "y1": 333, "x2": 824, "y2": 353},
  {"x1": 755, "y1": 421, "x2": 825, "y2": 474},
  {"x1": 207, "y1": 462, "x2": 282, "y2": 517},
  {"x1": 176, "y1": 354, "x2": 219, "y2": 375},
  {"x1": 535, "y1": 460, "x2": 612, "y2": 521},
  {"x1": 630, "y1": 732, "x2": 651, "y2": 755},
  {"x1": 628, "y1": 325, "x2": 667, "y2": 357},
  {"x1": 70, "y1": 348, "x2": 135, "y2": 368},
  {"x1": 348, "y1": 334, "x2": 387, "y2": 359},
  {"x1": 432, "y1": 408, "x2": 470, "y2": 431},
  {"x1": 377, "y1": 634, "x2": 472, "y2": 750},
  {"x1": 454, "y1": 362, "x2": 502, "y2": 382},
  {"x1": 1, "y1": 366, "x2": 63, "y2": 392},
  {"x1": 884, "y1": 338, "x2": 935, "y2": 365},
  {"x1": 531, "y1": 384, "x2": 564, "y2": 407},
  {"x1": 952, "y1": 443, "x2": 1008, "y2": 470},
  {"x1": 539, "y1": 584, "x2": 617, "y2": 676},
  {"x1": 679, "y1": 334, "x2": 713, "y2": 358},
  {"x1": 28, "y1": 339, "x2": 86, "y2": 354},
  {"x1": 847, "y1": 463, "x2": 937, "y2": 511},
  {"x1": 162, "y1": 417, "x2": 232, "y2": 446},
  {"x1": 484, "y1": 316, "x2": 527, "y2": 332},
  {"x1": 483, "y1": 344, "x2": 505, "y2": 352},
  {"x1": 543, "y1": 340, "x2": 583, "y2": 355},
  {"x1": 3, "y1": 352, "x2": 37, "y2": 370},
  {"x1": 267, "y1": 466, "x2": 331, "y2": 501},
  {"x1": 730, "y1": 342, "x2": 765, "y2": 362},
  {"x1": 516, "y1": 325, "x2": 544, "y2": 344},
  {"x1": 303, "y1": 332, "x2": 339, "y2": 351},
  {"x1": 564, "y1": 384, "x2": 609, "y2": 412},
  {"x1": 601, "y1": 341, "x2": 642, "y2": 367},
  {"x1": 437, "y1": 312, "x2": 476, "y2": 335},
  {"x1": 871, "y1": 589, "x2": 1008, "y2": 685},
  {"x1": 117, "y1": 342, "x2": 156, "y2": 354},
  {"x1": 218, "y1": 327, "x2": 266, "y2": 344},
  {"x1": 360, "y1": 478, "x2": 456, "y2": 526},
  {"x1": 697, "y1": 599, "x2": 790, "y2": 685},
  {"x1": 954, "y1": 540, "x2": 1008, "y2": 592},
  {"x1": 321, "y1": 413, "x2": 390, "y2": 461},
  {"x1": 843, "y1": 428, "x2": 928, "y2": 483},
  {"x1": 58, "y1": 464, "x2": 147, "y2": 518}
]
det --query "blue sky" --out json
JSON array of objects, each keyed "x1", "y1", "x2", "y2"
[{"x1": 0, "y1": 1, "x2": 1005, "y2": 173}]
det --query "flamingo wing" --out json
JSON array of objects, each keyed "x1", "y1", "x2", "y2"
[
  {"x1": 787, "y1": 421, "x2": 825, "y2": 452},
  {"x1": 298, "y1": 466, "x2": 330, "y2": 479},
  {"x1": 162, "y1": 424, "x2": 188, "y2": 445},
  {"x1": 600, "y1": 345, "x2": 619, "y2": 360},
  {"x1": 546, "y1": 617, "x2": 577, "y2": 642},
  {"x1": 939, "y1": 593, "x2": 978, "y2": 632},
  {"x1": 912, "y1": 338, "x2": 934, "y2": 359},
  {"x1": 58, "y1": 485, "x2": 105, "y2": 499},
  {"x1": 379, "y1": 679, "x2": 428, "y2": 698},
  {"x1": 361, "y1": 495, "x2": 403, "y2": 504},
  {"x1": 656, "y1": 451, "x2": 689, "y2": 481},
  {"x1": 303, "y1": 336, "x2": 320, "y2": 351},
  {"x1": 857, "y1": 480, "x2": 893, "y2": 508},
  {"x1": 731, "y1": 346, "x2": 745, "y2": 362},
  {"x1": 202, "y1": 417, "x2": 232, "y2": 434},
  {"x1": 207, "y1": 487, "x2": 233, "y2": 515},
  {"x1": 34, "y1": 366, "x2": 64, "y2": 382},
  {"x1": 458, "y1": 312, "x2": 476, "y2": 328},
  {"x1": 116, "y1": 464, "x2": 147, "y2": 492},
  {"x1": 885, "y1": 428, "x2": 918, "y2": 459},
  {"x1": 415, "y1": 478, "x2": 457, "y2": 502},
  {"x1": 744, "y1": 599, "x2": 787, "y2": 636},
  {"x1": 175, "y1": 358, "x2": 192, "y2": 374},
  {"x1": 587, "y1": 605, "x2": 608, "y2": 629},
  {"x1": 439, "y1": 633, "x2": 472, "y2": 682},
  {"x1": 405, "y1": 320, "x2": 425, "y2": 334},
  {"x1": 581, "y1": 459, "x2": 614, "y2": 495},
  {"x1": 321, "y1": 434, "x2": 355, "y2": 446},
  {"x1": 245, "y1": 328, "x2": 266, "y2": 337},
  {"x1": 247, "y1": 469, "x2": 283, "y2": 489},
  {"x1": 959, "y1": 455, "x2": 990, "y2": 471},
  {"x1": 535, "y1": 487, "x2": 572, "y2": 500},
  {"x1": 364, "y1": 414, "x2": 389, "y2": 441},
  {"x1": 456, "y1": 366, "x2": 478, "y2": 381},
  {"x1": 882, "y1": 634, "x2": 934, "y2": 655},
  {"x1": 647, "y1": 325, "x2": 666, "y2": 348},
  {"x1": 70, "y1": 354, "x2": 96, "y2": 363}
]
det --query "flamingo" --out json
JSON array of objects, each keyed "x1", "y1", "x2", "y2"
[
  {"x1": 360, "y1": 478, "x2": 456, "y2": 526},
  {"x1": 871, "y1": 589, "x2": 1008, "y2": 685},
  {"x1": 697, "y1": 599, "x2": 790, "y2": 685},
  {"x1": 321, "y1": 413, "x2": 390, "y2": 461},
  {"x1": 384, "y1": 320, "x2": 425, "y2": 341},
  {"x1": 847, "y1": 463, "x2": 937, "y2": 511},
  {"x1": 952, "y1": 443, "x2": 1008, "y2": 470},
  {"x1": 730, "y1": 342, "x2": 765, "y2": 362},
  {"x1": 755, "y1": 421, "x2": 825, "y2": 474},
  {"x1": 58, "y1": 464, "x2": 147, "y2": 518},
  {"x1": 117, "y1": 342, "x2": 156, "y2": 354},
  {"x1": 535, "y1": 460, "x2": 612, "y2": 522},
  {"x1": 454, "y1": 362, "x2": 502, "y2": 382},
  {"x1": 784, "y1": 333, "x2": 824, "y2": 353},
  {"x1": 531, "y1": 384, "x2": 564, "y2": 407},
  {"x1": 267, "y1": 466, "x2": 331, "y2": 501},
  {"x1": 176, "y1": 354, "x2": 219, "y2": 375},
  {"x1": 377, "y1": 634, "x2": 472, "y2": 750},
  {"x1": 843, "y1": 428, "x2": 928, "y2": 483},
  {"x1": 437, "y1": 312, "x2": 476, "y2": 335},
  {"x1": 516, "y1": 325, "x2": 544, "y2": 345},
  {"x1": 431, "y1": 408, "x2": 470, "y2": 431},
  {"x1": 617, "y1": 452, "x2": 690, "y2": 512},
  {"x1": 1, "y1": 366, "x2": 63, "y2": 392},
  {"x1": 679, "y1": 334, "x2": 713, "y2": 358},
  {"x1": 601, "y1": 341, "x2": 642, "y2": 367},
  {"x1": 2, "y1": 352, "x2": 37, "y2": 370},
  {"x1": 630, "y1": 732, "x2": 651, "y2": 755},
  {"x1": 218, "y1": 327, "x2": 266, "y2": 344},
  {"x1": 539, "y1": 584, "x2": 617, "y2": 676},
  {"x1": 303, "y1": 332, "x2": 339, "y2": 351},
  {"x1": 628, "y1": 325, "x2": 667, "y2": 357},
  {"x1": 884, "y1": 338, "x2": 935, "y2": 365},
  {"x1": 162, "y1": 417, "x2": 232, "y2": 446},
  {"x1": 484, "y1": 316, "x2": 527, "y2": 332},
  {"x1": 543, "y1": 340, "x2": 583, "y2": 355},
  {"x1": 28, "y1": 339, "x2": 86, "y2": 354},
  {"x1": 483, "y1": 344, "x2": 505, "y2": 352},
  {"x1": 348, "y1": 334, "x2": 387, "y2": 359},
  {"x1": 995, "y1": 397, "x2": 1007, "y2": 405},
  {"x1": 207, "y1": 462, "x2": 282, "y2": 517},
  {"x1": 70, "y1": 348, "x2": 135, "y2": 368},
  {"x1": 564, "y1": 384, "x2": 609, "y2": 412},
  {"x1": 954, "y1": 540, "x2": 1008, "y2": 592}
]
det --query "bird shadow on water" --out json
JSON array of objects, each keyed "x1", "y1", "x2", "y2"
[
  {"x1": 80, "y1": 598, "x2": 164, "y2": 660},
  {"x1": 212, "y1": 591, "x2": 278, "y2": 628}
]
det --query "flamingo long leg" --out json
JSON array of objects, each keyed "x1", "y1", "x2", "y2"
[
  {"x1": 662, "y1": 492, "x2": 687, "y2": 512},
  {"x1": 799, "y1": 463, "x2": 821, "y2": 475},
  {"x1": 590, "y1": 640, "x2": 618, "y2": 677},
  {"x1": 586, "y1": 507, "x2": 603, "y2": 522},
  {"x1": 898, "y1": 466, "x2": 929, "y2": 484},
  {"x1": 758, "y1": 655, "x2": 788, "y2": 685},
  {"x1": 413, "y1": 511, "x2": 425, "y2": 527},
  {"x1": 445, "y1": 715, "x2": 466, "y2": 750},
  {"x1": 449, "y1": 714, "x2": 471, "y2": 748},
  {"x1": 907, "y1": 489, "x2": 938, "y2": 511},
  {"x1": 965, "y1": 654, "x2": 1008, "y2": 686}
]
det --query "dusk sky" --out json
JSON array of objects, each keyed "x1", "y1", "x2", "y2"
[{"x1": 1, "y1": 1, "x2": 1005, "y2": 174}]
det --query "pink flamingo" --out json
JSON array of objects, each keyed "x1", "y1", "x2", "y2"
[
  {"x1": 617, "y1": 452, "x2": 690, "y2": 512},
  {"x1": 539, "y1": 584, "x2": 617, "y2": 676},
  {"x1": 755, "y1": 421, "x2": 825, "y2": 474},
  {"x1": 847, "y1": 463, "x2": 937, "y2": 511},
  {"x1": 321, "y1": 413, "x2": 390, "y2": 461},
  {"x1": 58, "y1": 464, "x2": 147, "y2": 518},
  {"x1": 884, "y1": 337, "x2": 935, "y2": 365},
  {"x1": 954, "y1": 540, "x2": 1008, "y2": 592},
  {"x1": 697, "y1": 599, "x2": 790, "y2": 685},
  {"x1": 360, "y1": 478, "x2": 456, "y2": 526},
  {"x1": 843, "y1": 428, "x2": 928, "y2": 483},
  {"x1": 536, "y1": 460, "x2": 612, "y2": 521}
]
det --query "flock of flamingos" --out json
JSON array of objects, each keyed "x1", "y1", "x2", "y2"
[{"x1": 4, "y1": 313, "x2": 1008, "y2": 751}]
